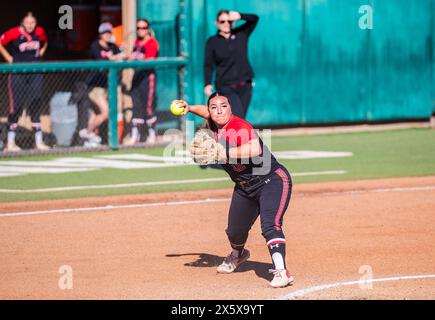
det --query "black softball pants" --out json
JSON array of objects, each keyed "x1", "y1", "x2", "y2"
[
  {"x1": 8, "y1": 74, "x2": 43, "y2": 127},
  {"x1": 130, "y1": 70, "x2": 157, "y2": 126},
  {"x1": 225, "y1": 167, "x2": 292, "y2": 250}
]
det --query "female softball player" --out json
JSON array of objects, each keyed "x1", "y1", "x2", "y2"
[
  {"x1": 0, "y1": 12, "x2": 48, "y2": 151},
  {"x1": 124, "y1": 18, "x2": 159, "y2": 146},
  {"x1": 174, "y1": 93, "x2": 294, "y2": 288}
]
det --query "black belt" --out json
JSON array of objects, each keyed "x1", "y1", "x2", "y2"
[
  {"x1": 237, "y1": 176, "x2": 266, "y2": 190},
  {"x1": 228, "y1": 80, "x2": 252, "y2": 89}
]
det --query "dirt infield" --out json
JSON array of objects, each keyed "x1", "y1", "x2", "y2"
[{"x1": 0, "y1": 176, "x2": 434, "y2": 300}]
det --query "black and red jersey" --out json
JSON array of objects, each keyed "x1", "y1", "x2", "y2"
[
  {"x1": 131, "y1": 37, "x2": 159, "y2": 61},
  {"x1": 0, "y1": 26, "x2": 47, "y2": 62},
  {"x1": 212, "y1": 115, "x2": 280, "y2": 184}
]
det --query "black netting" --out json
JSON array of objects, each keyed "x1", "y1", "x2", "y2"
[{"x1": 0, "y1": 66, "x2": 182, "y2": 157}]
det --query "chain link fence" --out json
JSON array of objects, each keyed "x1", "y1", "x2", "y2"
[{"x1": 0, "y1": 59, "x2": 187, "y2": 157}]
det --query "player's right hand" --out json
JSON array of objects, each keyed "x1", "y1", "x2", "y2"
[
  {"x1": 204, "y1": 85, "x2": 213, "y2": 97},
  {"x1": 173, "y1": 99, "x2": 189, "y2": 115}
]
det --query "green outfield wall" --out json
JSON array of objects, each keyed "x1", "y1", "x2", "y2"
[{"x1": 138, "y1": 0, "x2": 434, "y2": 126}]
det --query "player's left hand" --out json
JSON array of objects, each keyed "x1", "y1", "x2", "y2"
[
  {"x1": 228, "y1": 11, "x2": 241, "y2": 21},
  {"x1": 190, "y1": 130, "x2": 227, "y2": 165}
]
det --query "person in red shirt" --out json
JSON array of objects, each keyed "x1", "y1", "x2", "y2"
[
  {"x1": 0, "y1": 12, "x2": 49, "y2": 151},
  {"x1": 124, "y1": 19, "x2": 160, "y2": 146},
  {"x1": 174, "y1": 92, "x2": 294, "y2": 288}
]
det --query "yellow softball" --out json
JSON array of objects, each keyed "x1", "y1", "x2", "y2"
[{"x1": 170, "y1": 101, "x2": 185, "y2": 116}]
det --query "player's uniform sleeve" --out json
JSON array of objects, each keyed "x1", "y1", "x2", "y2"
[
  {"x1": 227, "y1": 120, "x2": 258, "y2": 147},
  {"x1": 145, "y1": 38, "x2": 159, "y2": 59},
  {"x1": 35, "y1": 26, "x2": 47, "y2": 46},
  {"x1": 89, "y1": 41, "x2": 101, "y2": 59},
  {"x1": 0, "y1": 27, "x2": 19, "y2": 46}
]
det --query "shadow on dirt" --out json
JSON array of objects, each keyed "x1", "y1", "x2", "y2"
[{"x1": 166, "y1": 253, "x2": 273, "y2": 281}]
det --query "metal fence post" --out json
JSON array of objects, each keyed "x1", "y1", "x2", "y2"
[
  {"x1": 108, "y1": 67, "x2": 119, "y2": 150},
  {"x1": 178, "y1": 0, "x2": 195, "y2": 145}
]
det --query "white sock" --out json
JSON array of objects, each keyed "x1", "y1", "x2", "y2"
[
  {"x1": 231, "y1": 249, "x2": 241, "y2": 258},
  {"x1": 272, "y1": 252, "x2": 285, "y2": 270},
  {"x1": 35, "y1": 130, "x2": 43, "y2": 145},
  {"x1": 131, "y1": 126, "x2": 139, "y2": 141},
  {"x1": 148, "y1": 128, "x2": 156, "y2": 138},
  {"x1": 7, "y1": 131, "x2": 16, "y2": 145}
]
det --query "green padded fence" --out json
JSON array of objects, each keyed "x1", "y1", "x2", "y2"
[
  {"x1": 0, "y1": 0, "x2": 432, "y2": 156},
  {"x1": 140, "y1": 0, "x2": 434, "y2": 126}
]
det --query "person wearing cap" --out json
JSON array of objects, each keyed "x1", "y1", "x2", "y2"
[{"x1": 81, "y1": 22, "x2": 126, "y2": 146}]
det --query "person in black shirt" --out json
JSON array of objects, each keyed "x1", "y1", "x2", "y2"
[
  {"x1": 81, "y1": 22, "x2": 125, "y2": 146},
  {"x1": 204, "y1": 10, "x2": 259, "y2": 119}
]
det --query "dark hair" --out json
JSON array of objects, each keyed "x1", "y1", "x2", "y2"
[
  {"x1": 137, "y1": 18, "x2": 155, "y2": 38},
  {"x1": 207, "y1": 91, "x2": 228, "y2": 106},
  {"x1": 216, "y1": 10, "x2": 230, "y2": 21},
  {"x1": 206, "y1": 92, "x2": 230, "y2": 131},
  {"x1": 137, "y1": 18, "x2": 150, "y2": 26},
  {"x1": 21, "y1": 11, "x2": 36, "y2": 23}
]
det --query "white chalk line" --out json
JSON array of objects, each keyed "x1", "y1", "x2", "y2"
[
  {"x1": 0, "y1": 198, "x2": 230, "y2": 218},
  {"x1": 318, "y1": 185, "x2": 435, "y2": 196},
  {"x1": 1, "y1": 183, "x2": 435, "y2": 218},
  {"x1": 0, "y1": 170, "x2": 346, "y2": 193},
  {"x1": 0, "y1": 177, "x2": 229, "y2": 193},
  {"x1": 276, "y1": 274, "x2": 435, "y2": 300}
]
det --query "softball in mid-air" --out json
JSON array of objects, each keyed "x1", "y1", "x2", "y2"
[{"x1": 170, "y1": 101, "x2": 185, "y2": 116}]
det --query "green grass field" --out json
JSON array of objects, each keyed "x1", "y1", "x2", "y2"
[{"x1": 0, "y1": 128, "x2": 434, "y2": 203}]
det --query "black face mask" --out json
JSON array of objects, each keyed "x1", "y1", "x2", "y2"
[{"x1": 137, "y1": 34, "x2": 145, "y2": 40}]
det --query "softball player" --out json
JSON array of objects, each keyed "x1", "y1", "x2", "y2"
[
  {"x1": 0, "y1": 12, "x2": 48, "y2": 151},
  {"x1": 175, "y1": 93, "x2": 294, "y2": 288},
  {"x1": 124, "y1": 19, "x2": 159, "y2": 145}
]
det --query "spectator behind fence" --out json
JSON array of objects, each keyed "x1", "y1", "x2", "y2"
[
  {"x1": 81, "y1": 22, "x2": 126, "y2": 147},
  {"x1": 0, "y1": 11, "x2": 49, "y2": 151},
  {"x1": 124, "y1": 18, "x2": 159, "y2": 146}
]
